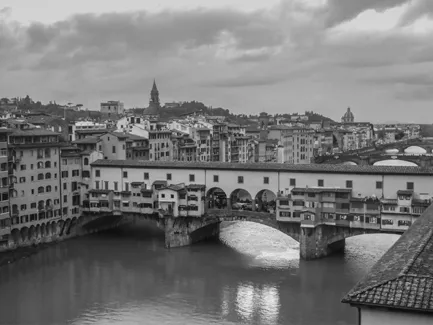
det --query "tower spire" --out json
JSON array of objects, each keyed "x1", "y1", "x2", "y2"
[{"x1": 150, "y1": 79, "x2": 160, "y2": 106}]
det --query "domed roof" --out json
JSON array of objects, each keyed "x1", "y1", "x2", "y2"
[{"x1": 343, "y1": 107, "x2": 354, "y2": 119}]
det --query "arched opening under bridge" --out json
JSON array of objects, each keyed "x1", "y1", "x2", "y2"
[
  {"x1": 404, "y1": 146, "x2": 426, "y2": 155},
  {"x1": 373, "y1": 159, "x2": 418, "y2": 167},
  {"x1": 342, "y1": 161, "x2": 357, "y2": 165},
  {"x1": 255, "y1": 189, "x2": 277, "y2": 213},
  {"x1": 230, "y1": 189, "x2": 253, "y2": 211},
  {"x1": 206, "y1": 187, "x2": 227, "y2": 210}
]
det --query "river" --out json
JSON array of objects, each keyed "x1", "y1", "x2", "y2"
[{"x1": 0, "y1": 221, "x2": 399, "y2": 325}]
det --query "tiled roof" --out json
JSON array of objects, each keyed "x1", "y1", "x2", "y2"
[
  {"x1": 342, "y1": 205, "x2": 433, "y2": 312},
  {"x1": 90, "y1": 160, "x2": 433, "y2": 176},
  {"x1": 73, "y1": 136, "x2": 101, "y2": 144},
  {"x1": 397, "y1": 190, "x2": 414, "y2": 196},
  {"x1": 292, "y1": 187, "x2": 352, "y2": 193},
  {"x1": 10, "y1": 128, "x2": 60, "y2": 136}
]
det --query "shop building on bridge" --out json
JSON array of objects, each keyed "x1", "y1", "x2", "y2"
[{"x1": 86, "y1": 160, "x2": 433, "y2": 235}]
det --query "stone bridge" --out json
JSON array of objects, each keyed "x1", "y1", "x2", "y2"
[
  {"x1": 314, "y1": 153, "x2": 433, "y2": 167},
  {"x1": 315, "y1": 138, "x2": 433, "y2": 166},
  {"x1": 85, "y1": 210, "x2": 401, "y2": 260}
]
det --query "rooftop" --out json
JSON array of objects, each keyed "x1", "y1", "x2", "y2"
[
  {"x1": 292, "y1": 187, "x2": 352, "y2": 193},
  {"x1": 342, "y1": 204, "x2": 433, "y2": 313},
  {"x1": 90, "y1": 160, "x2": 433, "y2": 176},
  {"x1": 10, "y1": 128, "x2": 60, "y2": 136},
  {"x1": 73, "y1": 136, "x2": 101, "y2": 144}
]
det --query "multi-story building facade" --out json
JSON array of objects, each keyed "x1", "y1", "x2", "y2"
[
  {"x1": 8, "y1": 128, "x2": 65, "y2": 231},
  {"x1": 69, "y1": 121, "x2": 108, "y2": 142},
  {"x1": 149, "y1": 130, "x2": 173, "y2": 161},
  {"x1": 60, "y1": 147, "x2": 82, "y2": 220},
  {"x1": 196, "y1": 128, "x2": 211, "y2": 162},
  {"x1": 100, "y1": 101, "x2": 125, "y2": 117},
  {"x1": 0, "y1": 129, "x2": 11, "y2": 243}
]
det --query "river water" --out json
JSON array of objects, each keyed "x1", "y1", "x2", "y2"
[{"x1": 0, "y1": 221, "x2": 399, "y2": 325}]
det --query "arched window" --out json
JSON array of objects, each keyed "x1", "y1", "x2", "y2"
[
  {"x1": 38, "y1": 173, "x2": 44, "y2": 180},
  {"x1": 38, "y1": 186, "x2": 44, "y2": 194},
  {"x1": 46, "y1": 185, "x2": 51, "y2": 192},
  {"x1": 45, "y1": 161, "x2": 51, "y2": 168},
  {"x1": 46, "y1": 199, "x2": 52, "y2": 207},
  {"x1": 38, "y1": 200, "x2": 44, "y2": 210},
  {"x1": 84, "y1": 157, "x2": 89, "y2": 165},
  {"x1": 45, "y1": 173, "x2": 51, "y2": 179},
  {"x1": 37, "y1": 161, "x2": 44, "y2": 169}
]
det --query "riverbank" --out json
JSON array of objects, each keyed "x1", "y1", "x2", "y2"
[{"x1": 0, "y1": 242, "x2": 57, "y2": 267}]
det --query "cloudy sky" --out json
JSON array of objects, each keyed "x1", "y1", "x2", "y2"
[{"x1": 1, "y1": 0, "x2": 433, "y2": 122}]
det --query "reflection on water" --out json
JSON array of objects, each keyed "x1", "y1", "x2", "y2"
[{"x1": 0, "y1": 220, "x2": 399, "y2": 325}]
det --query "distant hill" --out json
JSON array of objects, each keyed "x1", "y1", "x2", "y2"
[{"x1": 7, "y1": 95, "x2": 335, "y2": 125}]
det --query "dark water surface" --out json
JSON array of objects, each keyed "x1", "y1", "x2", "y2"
[{"x1": 0, "y1": 221, "x2": 399, "y2": 325}]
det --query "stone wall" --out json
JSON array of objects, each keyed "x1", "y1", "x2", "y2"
[{"x1": 0, "y1": 213, "x2": 126, "y2": 264}]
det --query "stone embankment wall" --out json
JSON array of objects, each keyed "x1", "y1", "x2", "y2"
[{"x1": 0, "y1": 214, "x2": 126, "y2": 267}]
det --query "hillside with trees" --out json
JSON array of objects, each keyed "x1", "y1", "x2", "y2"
[{"x1": 2, "y1": 95, "x2": 335, "y2": 125}]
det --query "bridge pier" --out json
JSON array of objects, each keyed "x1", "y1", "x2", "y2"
[
  {"x1": 300, "y1": 225, "x2": 347, "y2": 260},
  {"x1": 164, "y1": 217, "x2": 220, "y2": 248}
]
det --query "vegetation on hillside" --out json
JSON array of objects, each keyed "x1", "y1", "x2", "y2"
[{"x1": 3, "y1": 95, "x2": 335, "y2": 125}]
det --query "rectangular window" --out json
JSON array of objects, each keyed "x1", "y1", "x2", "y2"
[
  {"x1": 346, "y1": 180, "x2": 353, "y2": 188},
  {"x1": 104, "y1": 181, "x2": 108, "y2": 190},
  {"x1": 238, "y1": 176, "x2": 244, "y2": 184},
  {"x1": 407, "y1": 182, "x2": 414, "y2": 190},
  {"x1": 95, "y1": 181, "x2": 100, "y2": 189},
  {"x1": 264, "y1": 177, "x2": 269, "y2": 184},
  {"x1": 63, "y1": 183, "x2": 67, "y2": 190},
  {"x1": 167, "y1": 173, "x2": 172, "y2": 181},
  {"x1": 114, "y1": 182, "x2": 118, "y2": 191},
  {"x1": 95, "y1": 170, "x2": 101, "y2": 177},
  {"x1": 144, "y1": 172, "x2": 149, "y2": 180},
  {"x1": 318, "y1": 179, "x2": 324, "y2": 187},
  {"x1": 63, "y1": 195, "x2": 67, "y2": 203},
  {"x1": 213, "y1": 175, "x2": 219, "y2": 182},
  {"x1": 290, "y1": 178, "x2": 296, "y2": 186},
  {"x1": 125, "y1": 182, "x2": 129, "y2": 192},
  {"x1": 376, "y1": 181, "x2": 383, "y2": 189},
  {"x1": 112, "y1": 146, "x2": 116, "y2": 153},
  {"x1": 123, "y1": 171, "x2": 128, "y2": 178},
  {"x1": 189, "y1": 174, "x2": 195, "y2": 182}
]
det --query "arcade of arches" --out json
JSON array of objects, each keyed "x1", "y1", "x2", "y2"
[{"x1": 206, "y1": 188, "x2": 276, "y2": 213}]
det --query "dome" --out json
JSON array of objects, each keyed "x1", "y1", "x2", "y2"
[{"x1": 341, "y1": 107, "x2": 354, "y2": 123}]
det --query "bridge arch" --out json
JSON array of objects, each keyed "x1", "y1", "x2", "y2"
[
  {"x1": 11, "y1": 228, "x2": 20, "y2": 245},
  {"x1": 230, "y1": 189, "x2": 253, "y2": 210},
  {"x1": 206, "y1": 187, "x2": 227, "y2": 210},
  {"x1": 254, "y1": 189, "x2": 277, "y2": 213},
  {"x1": 20, "y1": 227, "x2": 29, "y2": 244},
  {"x1": 403, "y1": 146, "x2": 427, "y2": 155},
  {"x1": 28, "y1": 225, "x2": 35, "y2": 242},
  {"x1": 373, "y1": 159, "x2": 418, "y2": 167}
]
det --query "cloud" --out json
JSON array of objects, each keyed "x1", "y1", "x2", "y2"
[
  {"x1": 1, "y1": 1, "x2": 433, "y2": 122},
  {"x1": 325, "y1": 0, "x2": 409, "y2": 27},
  {"x1": 399, "y1": 0, "x2": 433, "y2": 24},
  {"x1": 394, "y1": 85, "x2": 433, "y2": 101},
  {"x1": 9, "y1": 9, "x2": 285, "y2": 71}
]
